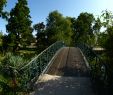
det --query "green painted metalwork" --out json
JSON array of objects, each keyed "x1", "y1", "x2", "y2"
[
  {"x1": 19, "y1": 41, "x2": 65, "y2": 91},
  {"x1": 76, "y1": 43, "x2": 108, "y2": 85}
]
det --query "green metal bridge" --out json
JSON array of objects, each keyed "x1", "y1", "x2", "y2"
[{"x1": 18, "y1": 41, "x2": 110, "y2": 95}]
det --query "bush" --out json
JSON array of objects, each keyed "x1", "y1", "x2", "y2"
[{"x1": 0, "y1": 52, "x2": 29, "y2": 94}]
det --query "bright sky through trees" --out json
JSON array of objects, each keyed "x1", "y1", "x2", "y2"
[{"x1": 0, "y1": 0, "x2": 113, "y2": 34}]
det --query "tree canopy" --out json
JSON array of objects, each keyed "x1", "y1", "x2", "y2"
[
  {"x1": 0, "y1": 0, "x2": 8, "y2": 19},
  {"x1": 0, "y1": 0, "x2": 6, "y2": 15},
  {"x1": 74, "y1": 12, "x2": 95, "y2": 44},
  {"x1": 46, "y1": 10, "x2": 73, "y2": 45},
  {"x1": 33, "y1": 22, "x2": 46, "y2": 52},
  {"x1": 6, "y1": 0, "x2": 32, "y2": 51}
]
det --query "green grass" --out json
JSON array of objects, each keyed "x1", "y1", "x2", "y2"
[{"x1": 17, "y1": 50, "x2": 36, "y2": 60}]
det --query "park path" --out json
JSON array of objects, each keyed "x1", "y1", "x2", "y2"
[{"x1": 31, "y1": 47, "x2": 96, "y2": 95}]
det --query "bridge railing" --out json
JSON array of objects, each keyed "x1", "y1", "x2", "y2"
[
  {"x1": 19, "y1": 41, "x2": 65, "y2": 91},
  {"x1": 76, "y1": 43, "x2": 108, "y2": 86}
]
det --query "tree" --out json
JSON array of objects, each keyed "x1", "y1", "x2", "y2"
[
  {"x1": 100, "y1": 10, "x2": 113, "y2": 53},
  {"x1": 0, "y1": 0, "x2": 6, "y2": 12},
  {"x1": 2, "y1": 35, "x2": 10, "y2": 52},
  {"x1": 0, "y1": 32, "x2": 3, "y2": 53},
  {"x1": 74, "y1": 12, "x2": 95, "y2": 45},
  {"x1": 0, "y1": 31, "x2": 3, "y2": 47},
  {"x1": 93, "y1": 17, "x2": 102, "y2": 45},
  {"x1": 104, "y1": 27, "x2": 113, "y2": 57},
  {"x1": 46, "y1": 10, "x2": 63, "y2": 44},
  {"x1": 101, "y1": 10, "x2": 113, "y2": 28},
  {"x1": 46, "y1": 10, "x2": 73, "y2": 45},
  {"x1": 33, "y1": 22, "x2": 45, "y2": 44},
  {"x1": 6, "y1": 0, "x2": 32, "y2": 51},
  {"x1": 33, "y1": 22, "x2": 46, "y2": 52},
  {"x1": 66, "y1": 17, "x2": 77, "y2": 45},
  {"x1": 0, "y1": 0, "x2": 8, "y2": 20},
  {"x1": 99, "y1": 10, "x2": 113, "y2": 86}
]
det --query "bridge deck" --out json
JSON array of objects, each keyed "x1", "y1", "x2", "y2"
[
  {"x1": 31, "y1": 47, "x2": 96, "y2": 95},
  {"x1": 47, "y1": 47, "x2": 89, "y2": 76}
]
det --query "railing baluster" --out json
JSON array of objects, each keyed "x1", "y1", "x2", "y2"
[
  {"x1": 19, "y1": 41, "x2": 65, "y2": 91},
  {"x1": 76, "y1": 43, "x2": 107, "y2": 86}
]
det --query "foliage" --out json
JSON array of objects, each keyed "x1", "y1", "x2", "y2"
[
  {"x1": 46, "y1": 10, "x2": 73, "y2": 46},
  {"x1": 97, "y1": 32, "x2": 107, "y2": 47},
  {"x1": 100, "y1": 10, "x2": 113, "y2": 58},
  {"x1": 0, "y1": 0, "x2": 8, "y2": 19},
  {"x1": 101, "y1": 10, "x2": 113, "y2": 28},
  {"x1": 98, "y1": 10, "x2": 113, "y2": 89},
  {"x1": 0, "y1": 0, "x2": 6, "y2": 13},
  {"x1": 93, "y1": 17, "x2": 102, "y2": 45},
  {"x1": 6, "y1": 0, "x2": 33, "y2": 51},
  {"x1": 0, "y1": 32, "x2": 3, "y2": 47},
  {"x1": 73, "y1": 12, "x2": 95, "y2": 45},
  {"x1": 93, "y1": 17, "x2": 101, "y2": 32},
  {"x1": 104, "y1": 27, "x2": 113, "y2": 58},
  {"x1": 33, "y1": 22, "x2": 47, "y2": 52},
  {"x1": 2, "y1": 35, "x2": 10, "y2": 52},
  {"x1": 0, "y1": 52, "x2": 29, "y2": 94},
  {"x1": 66, "y1": 17, "x2": 76, "y2": 45}
]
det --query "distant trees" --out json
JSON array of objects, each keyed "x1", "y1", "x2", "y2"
[
  {"x1": 93, "y1": 17, "x2": 102, "y2": 45},
  {"x1": 100, "y1": 10, "x2": 113, "y2": 58},
  {"x1": 34, "y1": 11, "x2": 97, "y2": 48},
  {"x1": 46, "y1": 10, "x2": 73, "y2": 45},
  {"x1": 97, "y1": 10, "x2": 113, "y2": 49},
  {"x1": 33, "y1": 22, "x2": 46, "y2": 51},
  {"x1": 101, "y1": 10, "x2": 113, "y2": 28},
  {"x1": 1, "y1": 1, "x2": 112, "y2": 57},
  {"x1": 73, "y1": 12, "x2": 95, "y2": 45},
  {"x1": 98, "y1": 10, "x2": 113, "y2": 87},
  {"x1": 6, "y1": 0, "x2": 32, "y2": 51}
]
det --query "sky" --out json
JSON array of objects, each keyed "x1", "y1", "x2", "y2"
[{"x1": 0, "y1": 0, "x2": 113, "y2": 34}]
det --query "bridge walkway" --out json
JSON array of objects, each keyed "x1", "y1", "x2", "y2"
[{"x1": 31, "y1": 47, "x2": 96, "y2": 95}]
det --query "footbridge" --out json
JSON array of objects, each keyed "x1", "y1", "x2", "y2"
[{"x1": 19, "y1": 41, "x2": 109, "y2": 95}]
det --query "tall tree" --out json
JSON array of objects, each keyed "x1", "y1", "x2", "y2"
[
  {"x1": 100, "y1": 10, "x2": 113, "y2": 51},
  {"x1": 74, "y1": 12, "x2": 95, "y2": 45},
  {"x1": 0, "y1": 0, "x2": 8, "y2": 19},
  {"x1": 33, "y1": 22, "x2": 46, "y2": 51},
  {"x1": 99, "y1": 10, "x2": 113, "y2": 86},
  {"x1": 6, "y1": 0, "x2": 32, "y2": 51},
  {"x1": 0, "y1": 0, "x2": 6, "y2": 12},
  {"x1": 33, "y1": 22, "x2": 45, "y2": 44},
  {"x1": 66, "y1": 17, "x2": 76, "y2": 45},
  {"x1": 93, "y1": 17, "x2": 102, "y2": 45},
  {"x1": 46, "y1": 10, "x2": 73, "y2": 45},
  {"x1": 101, "y1": 10, "x2": 113, "y2": 28}
]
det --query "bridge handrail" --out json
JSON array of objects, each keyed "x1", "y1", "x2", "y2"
[
  {"x1": 21, "y1": 41, "x2": 64, "y2": 70},
  {"x1": 76, "y1": 43, "x2": 108, "y2": 84},
  {"x1": 19, "y1": 41, "x2": 65, "y2": 91}
]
